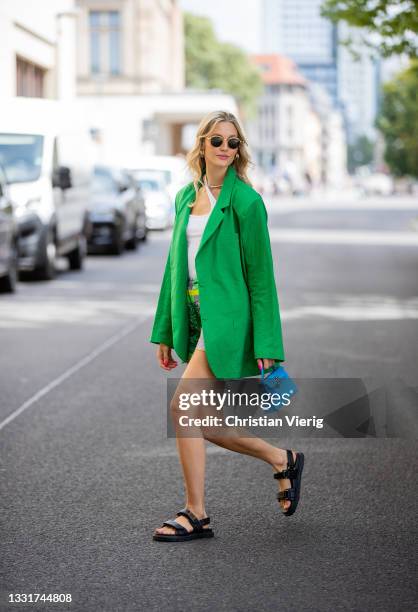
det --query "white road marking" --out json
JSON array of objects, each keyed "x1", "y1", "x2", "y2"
[
  {"x1": 267, "y1": 194, "x2": 418, "y2": 211},
  {"x1": 0, "y1": 298, "x2": 156, "y2": 329},
  {"x1": 269, "y1": 228, "x2": 418, "y2": 246},
  {"x1": 0, "y1": 318, "x2": 144, "y2": 432},
  {"x1": 283, "y1": 302, "x2": 418, "y2": 321},
  {"x1": 281, "y1": 295, "x2": 418, "y2": 321}
]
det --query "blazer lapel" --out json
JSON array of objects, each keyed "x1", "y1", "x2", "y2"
[
  {"x1": 173, "y1": 164, "x2": 237, "y2": 289},
  {"x1": 196, "y1": 163, "x2": 236, "y2": 259}
]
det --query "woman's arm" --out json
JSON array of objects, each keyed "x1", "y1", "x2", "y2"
[
  {"x1": 149, "y1": 244, "x2": 174, "y2": 347},
  {"x1": 240, "y1": 194, "x2": 285, "y2": 363},
  {"x1": 149, "y1": 195, "x2": 179, "y2": 348}
]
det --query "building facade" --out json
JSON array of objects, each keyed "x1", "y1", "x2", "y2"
[
  {"x1": 76, "y1": 0, "x2": 184, "y2": 95},
  {"x1": 74, "y1": 0, "x2": 238, "y2": 159},
  {"x1": 248, "y1": 54, "x2": 322, "y2": 191},
  {"x1": 307, "y1": 82, "x2": 347, "y2": 188},
  {"x1": 0, "y1": 0, "x2": 77, "y2": 100}
]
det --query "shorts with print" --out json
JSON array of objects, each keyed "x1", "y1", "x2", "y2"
[{"x1": 186, "y1": 278, "x2": 205, "y2": 360}]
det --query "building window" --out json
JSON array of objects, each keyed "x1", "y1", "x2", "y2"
[
  {"x1": 16, "y1": 57, "x2": 45, "y2": 97},
  {"x1": 89, "y1": 10, "x2": 121, "y2": 75}
]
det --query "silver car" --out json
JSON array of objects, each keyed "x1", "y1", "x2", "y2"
[{"x1": 131, "y1": 170, "x2": 173, "y2": 230}]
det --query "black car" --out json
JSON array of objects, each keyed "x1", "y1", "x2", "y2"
[
  {"x1": 0, "y1": 164, "x2": 18, "y2": 293},
  {"x1": 87, "y1": 166, "x2": 147, "y2": 255}
]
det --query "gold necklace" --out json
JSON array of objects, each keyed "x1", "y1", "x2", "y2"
[{"x1": 204, "y1": 176, "x2": 223, "y2": 189}]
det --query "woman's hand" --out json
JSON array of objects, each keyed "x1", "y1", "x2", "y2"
[
  {"x1": 257, "y1": 358, "x2": 276, "y2": 373},
  {"x1": 157, "y1": 344, "x2": 178, "y2": 371}
]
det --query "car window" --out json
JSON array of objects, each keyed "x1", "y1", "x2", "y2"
[
  {"x1": 136, "y1": 179, "x2": 161, "y2": 192},
  {"x1": 133, "y1": 169, "x2": 170, "y2": 186},
  {"x1": 0, "y1": 133, "x2": 44, "y2": 183},
  {"x1": 92, "y1": 167, "x2": 117, "y2": 193}
]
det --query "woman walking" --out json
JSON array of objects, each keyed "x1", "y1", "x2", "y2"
[{"x1": 149, "y1": 110, "x2": 304, "y2": 541}]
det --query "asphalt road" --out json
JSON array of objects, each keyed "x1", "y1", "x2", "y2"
[{"x1": 1, "y1": 195, "x2": 417, "y2": 612}]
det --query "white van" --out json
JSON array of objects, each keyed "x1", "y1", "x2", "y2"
[{"x1": 0, "y1": 98, "x2": 94, "y2": 279}]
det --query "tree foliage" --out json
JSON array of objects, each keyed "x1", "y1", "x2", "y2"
[
  {"x1": 184, "y1": 13, "x2": 263, "y2": 118},
  {"x1": 347, "y1": 135, "x2": 375, "y2": 172},
  {"x1": 375, "y1": 60, "x2": 418, "y2": 177},
  {"x1": 321, "y1": 0, "x2": 418, "y2": 58}
]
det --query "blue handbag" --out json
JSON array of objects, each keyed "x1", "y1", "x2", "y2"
[{"x1": 259, "y1": 363, "x2": 298, "y2": 413}]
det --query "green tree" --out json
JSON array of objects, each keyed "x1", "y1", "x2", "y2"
[
  {"x1": 375, "y1": 60, "x2": 418, "y2": 177},
  {"x1": 321, "y1": 0, "x2": 418, "y2": 58},
  {"x1": 184, "y1": 13, "x2": 263, "y2": 118},
  {"x1": 347, "y1": 134, "x2": 375, "y2": 173}
]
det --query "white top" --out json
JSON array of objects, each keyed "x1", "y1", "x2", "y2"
[{"x1": 186, "y1": 178, "x2": 217, "y2": 281}]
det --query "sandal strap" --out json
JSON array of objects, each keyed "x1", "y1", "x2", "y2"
[
  {"x1": 277, "y1": 488, "x2": 296, "y2": 501},
  {"x1": 176, "y1": 507, "x2": 209, "y2": 531},
  {"x1": 273, "y1": 450, "x2": 298, "y2": 480},
  {"x1": 162, "y1": 519, "x2": 188, "y2": 534},
  {"x1": 274, "y1": 467, "x2": 299, "y2": 480}
]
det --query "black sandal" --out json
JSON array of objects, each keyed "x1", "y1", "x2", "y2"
[
  {"x1": 274, "y1": 449, "x2": 305, "y2": 516},
  {"x1": 153, "y1": 507, "x2": 214, "y2": 542}
]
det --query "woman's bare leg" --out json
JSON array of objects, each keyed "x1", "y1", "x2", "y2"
[
  {"x1": 202, "y1": 427, "x2": 296, "y2": 511},
  {"x1": 194, "y1": 352, "x2": 297, "y2": 511},
  {"x1": 154, "y1": 348, "x2": 217, "y2": 535},
  {"x1": 155, "y1": 348, "x2": 297, "y2": 536}
]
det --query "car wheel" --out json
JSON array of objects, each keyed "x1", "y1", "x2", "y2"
[
  {"x1": 0, "y1": 241, "x2": 18, "y2": 293},
  {"x1": 68, "y1": 234, "x2": 87, "y2": 270},
  {"x1": 138, "y1": 222, "x2": 147, "y2": 241},
  {"x1": 110, "y1": 226, "x2": 124, "y2": 255},
  {"x1": 125, "y1": 220, "x2": 138, "y2": 250},
  {"x1": 36, "y1": 229, "x2": 57, "y2": 280}
]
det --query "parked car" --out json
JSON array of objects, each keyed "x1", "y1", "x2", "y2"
[
  {"x1": 0, "y1": 164, "x2": 18, "y2": 293},
  {"x1": 122, "y1": 155, "x2": 192, "y2": 206},
  {"x1": 130, "y1": 170, "x2": 173, "y2": 230},
  {"x1": 360, "y1": 172, "x2": 394, "y2": 196},
  {"x1": 0, "y1": 98, "x2": 93, "y2": 280},
  {"x1": 87, "y1": 165, "x2": 147, "y2": 255}
]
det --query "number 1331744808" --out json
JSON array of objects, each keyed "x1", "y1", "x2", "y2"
[{"x1": 8, "y1": 593, "x2": 72, "y2": 603}]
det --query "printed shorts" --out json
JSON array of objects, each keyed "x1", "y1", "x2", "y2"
[{"x1": 186, "y1": 278, "x2": 205, "y2": 360}]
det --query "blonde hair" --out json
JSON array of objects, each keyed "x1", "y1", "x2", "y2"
[{"x1": 185, "y1": 110, "x2": 253, "y2": 206}]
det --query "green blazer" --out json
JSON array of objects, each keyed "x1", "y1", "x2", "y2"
[{"x1": 149, "y1": 164, "x2": 285, "y2": 378}]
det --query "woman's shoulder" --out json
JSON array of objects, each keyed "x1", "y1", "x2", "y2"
[
  {"x1": 175, "y1": 182, "x2": 195, "y2": 210},
  {"x1": 232, "y1": 175, "x2": 264, "y2": 216}
]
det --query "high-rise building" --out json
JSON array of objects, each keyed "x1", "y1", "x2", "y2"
[
  {"x1": 262, "y1": 0, "x2": 338, "y2": 107},
  {"x1": 261, "y1": 0, "x2": 383, "y2": 144},
  {"x1": 338, "y1": 22, "x2": 380, "y2": 143}
]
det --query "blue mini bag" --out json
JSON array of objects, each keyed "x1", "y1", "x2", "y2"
[{"x1": 259, "y1": 363, "x2": 298, "y2": 413}]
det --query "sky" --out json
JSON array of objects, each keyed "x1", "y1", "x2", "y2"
[{"x1": 179, "y1": 0, "x2": 261, "y2": 54}]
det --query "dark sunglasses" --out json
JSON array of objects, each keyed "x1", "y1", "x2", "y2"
[{"x1": 206, "y1": 135, "x2": 241, "y2": 150}]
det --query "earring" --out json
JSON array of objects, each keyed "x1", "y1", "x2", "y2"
[
  {"x1": 236, "y1": 152, "x2": 240, "y2": 159},
  {"x1": 200, "y1": 150, "x2": 204, "y2": 157}
]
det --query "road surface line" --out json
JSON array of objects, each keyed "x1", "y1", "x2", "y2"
[
  {"x1": 0, "y1": 318, "x2": 144, "y2": 433},
  {"x1": 269, "y1": 228, "x2": 418, "y2": 246}
]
